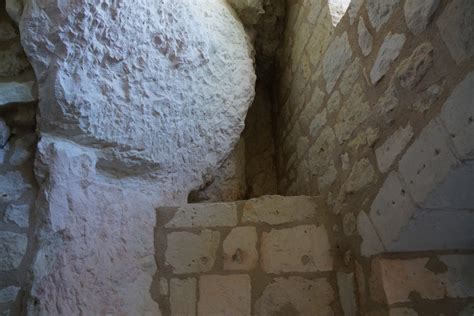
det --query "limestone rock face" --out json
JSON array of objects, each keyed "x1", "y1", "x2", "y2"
[
  {"x1": 19, "y1": 0, "x2": 255, "y2": 314},
  {"x1": 21, "y1": 0, "x2": 255, "y2": 178}
]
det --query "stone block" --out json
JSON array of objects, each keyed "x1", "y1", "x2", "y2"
[
  {"x1": 261, "y1": 225, "x2": 333, "y2": 273},
  {"x1": 358, "y1": 18, "x2": 373, "y2": 57},
  {"x1": 343, "y1": 212, "x2": 356, "y2": 236},
  {"x1": 223, "y1": 226, "x2": 258, "y2": 271},
  {"x1": 309, "y1": 109, "x2": 327, "y2": 137},
  {"x1": 334, "y1": 84, "x2": 371, "y2": 143},
  {"x1": 0, "y1": 231, "x2": 27, "y2": 271},
  {"x1": 0, "y1": 21, "x2": 17, "y2": 41},
  {"x1": 345, "y1": 158, "x2": 376, "y2": 193},
  {"x1": 4, "y1": 204, "x2": 29, "y2": 228},
  {"x1": 370, "y1": 33, "x2": 406, "y2": 84},
  {"x1": 438, "y1": 255, "x2": 474, "y2": 298},
  {"x1": 337, "y1": 272, "x2": 357, "y2": 316},
  {"x1": 372, "y1": 258, "x2": 445, "y2": 304},
  {"x1": 340, "y1": 58, "x2": 362, "y2": 96},
  {"x1": 255, "y1": 277, "x2": 334, "y2": 315},
  {"x1": 170, "y1": 278, "x2": 196, "y2": 316},
  {"x1": 436, "y1": 0, "x2": 474, "y2": 63},
  {"x1": 375, "y1": 125, "x2": 414, "y2": 173},
  {"x1": 165, "y1": 202, "x2": 238, "y2": 228},
  {"x1": 165, "y1": 230, "x2": 219, "y2": 274},
  {"x1": 0, "y1": 171, "x2": 31, "y2": 203},
  {"x1": 369, "y1": 172, "x2": 417, "y2": 249},
  {"x1": 0, "y1": 82, "x2": 36, "y2": 106},
  {"x1": 322, "y1": 32, "x2": 352, "y2": 93},
  {"x1": 396, "y1": 43, "x2": 434, "y2": 90},
  {"x1": 366, "y1": 0, "x2": 400, "y2": 31},
  {"x1": 357, "y1": 211, "x2": 385, "y2": 257},
  {"x1": 327, "y1": 91, "x2": 341, "y2": 114},
  {"x1": 242, "y1": 195, "x2": 316, "y2": 225},
  {"x1": 439, "y1": 71, "x2": 474, "y2": 159},
  {"x1": 198, "y1": 275, "x2": 251, "y2": 316},
  {"x1": 398, "y1": 120, "x2": 458, "y2": 203},
  {"x1": 0, "y1": 286, "x2": 20, "y2": 304},
  {"x1": 404, "y1": 0, "x2": 440, "y2": 35}
]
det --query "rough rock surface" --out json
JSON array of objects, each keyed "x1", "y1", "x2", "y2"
[{"x1": 19, "y1": 0, "x2": 255, "y2": 314}]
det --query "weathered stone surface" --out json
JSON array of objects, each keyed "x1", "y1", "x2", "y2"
[
  {"x1": 389, "y1": 307, "x2": 418, "y2": 316},
  {"x1": 377, "y1": 84, "x2": 399, "y2": 114},
  {"x1": 0, "y1": 118, "x2": 10, "y2": 147},
  {"x1": 399, "y1": 120, "x2": 458, "y2": 203},
  {"x1": 358, "y1": 18, "x2": 373, "y2": 56},
  {"x1": 366, "y1": 0, "x2": 400, "y2": 31},
  {"x1": 389, "y1": 209, "x2": 474, "y2": 251},
  {"x1": 165, "y1": 230, "x2": 219, "y2": 274},
  {"x1": 242, "y1": 195, "x2": 316, "y2": 225},
  {"x1": 4, "y1": 204, "x2": 29, "y2": 228},
  {"x1": 337, "y1": 272, "x2": 357, "y2": 316},
  {"x1": 166, "y1": 202, "x2": 237, "y2": 228},
  {"x1": 375, "y1": 125, "x2": 414, "y2": 173},
  {"x1": 0, "y1": 43, "x2": 30, "y2": 77},
  {"x1": 438, "y1": 255, "x2": 474, "y2": 298},
  {"x1": 326, "y1": 91, "x2": 341, "y2": 113},
  {"x1": 369, "y1": 172, "x2": 417, "y2": 248},
  {"x1": 307, "y1": 6, "x2": 334, "y2": 67},
  {"x1": 170, "y1": 278, "x2": 196, "y2": 316},
  {"x1": 0, "y1": 286, "x2": 20, "y2": 304},
  {"x1": 410, "y1": 84, "x2": 442, "y2": 113},
  {"x1": 370, "y1": 33, "x2": 406, "y2": 84},
  {"x1": 343, "y1": 212, "x2": 356, "y2": 236},
  {"x1": 6, "y1": 0, "x2": 23, "y2": 24},
  {"x1": 227, "y1": 0, "x2": 264, "y2": 25},
  {"x1": 261, "y1": 225, "x2": 333, "y2": 273},
  {"x1": 318, "y1": 162, "x2": 337, "y2": 191},
  {"x1": 345, "y1": 158, "x2": 376, "y2": 193},
  {"x1": 439, "y1": 71, "x2": 474, "y2": 159},
  {"x1": 0, "y1": 21, "x2": 17, "y2": 41},
  {"x1": 198, "y1": 274, "x2": 251, "y2": 316},
  {"x1": 396, "y1": 43, "x2": 434, "y2": 90},
  {"x1": 21, "y1": 0, "x2": 255, "y2": 178},
  {"x1": 373, "y1": 258, "x2": 445, "y2": 304},
  {"x1": 404, "y1": 0, "x2": 439, "y2": 35},
  {"x1": 335, "y1": 84, "x2": 371, "y2": 143},
  {"x1": 255, "y1": 277, "x2": 334, "y2": 316},
  {"x1": 348, "y1": 127, "x2": 379, "y2": 150},
  {"x1": 436, "y1": 0, "x2": 474, "y2": 63},
  {"x1": 0, "y1": 82, "x2": 35, "y2": 106},
  {"x1": 309, "y1": 109, "x2": 327, "y2": 137},
  {"x1": 0, "y1": 171, "x2": 30, "y2": 203},
  {"x1": 308, "y1": 127, "x2": 337, "y2": 178},
  {"x1": 223, "y1": 226, "x2": 258, "y2": 271},
  {"x1": 357, "y1": 211, "x2": 385, "y2": 257},
  {"x1": 9, "y1": 133, "x2": 35, "y2": 166},
  {"x1": 348, "y1": 0, "x2": 364, "y2": 25},
  {"x1": 159, "y1": 278, "x2": 168, "y2": 296},
  {"x1": 340, "y1": 58, "x2": 362, "y2": 96},
  {"x1": 322, "y1": 32, "x2": 352, "y2": 93},
  {"x1": 328, "y1": 0, "x2": 351, "y2": 26},
  {"x1": 0, "y1": 231, "x2": 27, "y2": 271}
]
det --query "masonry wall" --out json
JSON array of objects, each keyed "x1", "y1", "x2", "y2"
[
  {"x1": 0, "y1": 0, "x2": 38, "y2": 314},
  {"x1": 273, "y1": 0, "x2": 474, "y2": 314}
]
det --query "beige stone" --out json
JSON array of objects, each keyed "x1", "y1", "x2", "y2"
[
  {"x1": 242, "y1": 195, "x2": 316, "y2": 225},
  {"x1": 165, "y1": 202, "x2": 238, "y2": 228},
  {"x1": 198, "y1": 275, "x2": 251, "y2": 316},
  {"x1": 396, "y1": 43, "x2": 434, "y2": 90},
  {"x1": 343, "y1": 212, "x2": 356, "y2": 236},
  {"x1": 170, "y1": 278, "x2": 196, "y2": 316},
  {"x1": 223, "y1": 226, "x2": 258, "y2": 271},
  {"x1": 358, "y1": 18, "x2": 373, "y2": 57},
  {"x1": 337, "y1": 272, "x2": 357, "y2": 316},
  {"x1": 261, "y1": 225, "x2": 333, "y2": 273},
  {"x1": 334, "y1": 84, "x2": 371, "y2": 143},
  {"x1": 366, "y1": 0, "x2": 400, "y2": 31},
  {"x1": 345, "y1": 158, "x2": 376, "y2": 193},
  {"x1": 255, "y1": 277, "x2": 334, "y2": 316},
  {"x1": 318, "y1": 161, "x2": 337, "y2": 191},
  {"x1": 340, "y1": 58, "x2": 363, "y2": 96},
  {"x1": 348, "y1": 127, "x2": 379, "y2": 150},
  {"x1": 309, "y1": 109, "x2": 327, "y2": 137},
  {"x1": 404, "y1": 0, "x2": 439, "y2": 35},
  {"x1": 165, "y1": 230, "x2": 219, "y2": 274},
  {"x1": 375, "y1": 124, "x2": 414, "y2": 173},
  {"x1": 327, "y1": 90, "x2": 341, "y2": 114},
  {"x1": 374, "y1": 258, "x2": 446, "y2": 304}
]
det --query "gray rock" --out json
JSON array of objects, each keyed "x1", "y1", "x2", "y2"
[
  {"x1": 322, "y1": 32, "x2": 352, "y2": 93},
  {"x1": 0, "y1": 171, "x2": 31, "y2": 203},
  {"x1": 348, "y1": 0, "x2": 364, "y2": 25},
  {"x1": 436, "y1": 0, "x2": 474, "y2": 64},
  {"x1": 370, "y1": 33, "x2": 406, "y2": 84},
  {"x1": 404, "y1": 0, "x2": 440, "y2": 35},
  {"x1": 0, "y1": 43, "x2": 30, "y2": 77},
  {"x1": 396, "y1": 42, "x2": 434, "y2": 90},
  {"x1": 4, "y1": 204, "x2": 29, "y2": 228},
  {"x1": 0, "y1": 118, "x2": 10, "y2": 147},
  {"x1": 0, "y1": 82, "x2": 35, "y2": 106},
  {"x1": 366, "y1": 0, "x2": 400, "y2": 31},
  {"x1": 9, "y1": 133, "x2": 35, "y2": 166},
  {"x1": 0, "y1": 231, "x2": 27, "y2": 271},
  {"x1": 358, "y1": 17, "x2": 373, "y2": 56},
  {"x1": 5, "y1": 0, "x2": 23, "y2": 24},
  {"x1": 0, "y1": 286, "x2": 20, "y2": 304}
]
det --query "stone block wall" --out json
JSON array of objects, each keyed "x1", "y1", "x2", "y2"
[
  {"x1": 155, "y1": 195, "x2": 360, "y2": 315},
  {"x1": 0, "y1": 0, "x2": 38, "y2": 314}
]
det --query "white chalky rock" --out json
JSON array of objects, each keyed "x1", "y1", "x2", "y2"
[
  {"x1": 370, "y1": 33, "x2": 406, "y2": 84},
  {"x1": 19, "y1": 0, "x2": 255, "y2": 314},
  {"x1": 21, "y1": 0, "x2": 255, "y2": 178}
]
